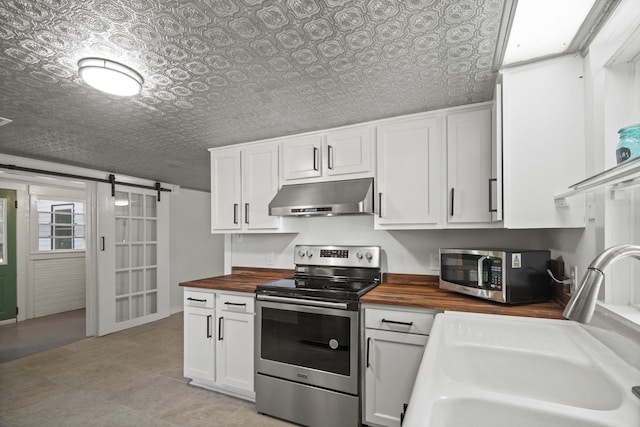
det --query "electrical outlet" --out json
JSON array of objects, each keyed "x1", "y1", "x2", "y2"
[
  {"x1": 266, "y1": 252, "x2": 274, "y2": 265},
  {"x1": 236, "y1": 234, "x2": 243, "y2": 242},
  {"x1": 570, "y1": 266, "x2": 578, "y2": 281}
]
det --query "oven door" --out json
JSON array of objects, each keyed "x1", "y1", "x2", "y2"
[{"x1": 255, "y1": 297, "x2": 359, "y2": 395}]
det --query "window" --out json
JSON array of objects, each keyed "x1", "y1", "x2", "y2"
[{"x1": 37, "y1": 199, "x2": 85, "y2": 251}]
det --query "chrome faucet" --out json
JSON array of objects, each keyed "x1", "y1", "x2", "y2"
[{"x1": 563, "y1": 244, "x2": 640, "y2": 323}]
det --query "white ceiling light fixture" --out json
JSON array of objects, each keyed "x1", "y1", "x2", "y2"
[
  {"x1": 78, "y1": 57, "x2": 143, "y2": 97},
  {"x1": 503, "y1": 0, "x2": 597, "y2": 66}
]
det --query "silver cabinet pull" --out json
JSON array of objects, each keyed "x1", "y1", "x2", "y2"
[
  {"x1": 378, "y1": 193, "x2": 382, "y2": 218},
  {"x1": 245, "y1": 203, "x2": 249, "y2": 224},
  {"x1": 313, "y1": 147, "x2": 319, "y2": 171},
  {"x1": 233, "y1": 203, "x2": 238, "y2": 224},
  {"x1": 328, "y1": 145, "x2": 334, "y2": 170},
  {"x1": 489, "y1": 178, "x2": 497, "y2": 213}
]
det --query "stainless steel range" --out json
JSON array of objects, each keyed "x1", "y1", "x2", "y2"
[{"x1": 255, "y1": 245, "x2": 381, "y2": 427}]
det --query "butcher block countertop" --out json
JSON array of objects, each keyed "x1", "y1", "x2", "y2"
[
  {"x1": 362, "y1": 273, "x2": 566, "y2": 320},
  {"x1": 180, "y1": 268, "x2": 566, "y2": 320},
  {"x1": 179, "y1": 267, "x2": 293, "y2": 293}
]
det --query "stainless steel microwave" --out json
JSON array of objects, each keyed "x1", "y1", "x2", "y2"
[{"x1": 439, "y1": 249, "x2": 552, "y2": 304}]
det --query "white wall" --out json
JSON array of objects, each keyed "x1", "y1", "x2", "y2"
[
  {"x1": 169, "y1": 188, "x2": 224, "y2": 313},
  {"x1": 230, "y1": 215, "x2": 583, "y2": 275}
]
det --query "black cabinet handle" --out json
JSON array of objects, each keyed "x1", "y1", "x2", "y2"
[
  {"x1": 206, "y1": 315, "x2": 212, "y2": 338},
  {"x1": 381, "y1": 318, "x2": 414, "y2": 327},
  {"x1": 450, "y1": 188, "x2": 455, "y2": 217},
  {"x1": 489, "y1": 178, "x2": 497, "y2": 213},
  {"x1": 224, "y1": 302, "x2": 247, "y2": 307},
  {"x1": 378, "y1": 193, "x2": 382, "y2": 218},
  {"x1": 328, "y1": 145, "x2": 334, "y2": 170},
  {"x1": 101, "y1": 236, "x2": 105, "y2": 251},
  {"x1": 401, "y1": 403, "x2": 408, "y2": 426},
  {"x1": 313, "y1": 147, "x2": 319, "y2": 171},
  {"x1": 233, "y1": 203, "x2": 238, "y2": 224},
  {"x1": 245, "y1": 203, "x2": 249, "y2": 224},
  {"x1": 187, "y1": 297, "x2": 207, "y2": 303},
  {"x1": 366, "y1": 337, "x2": 371, "y2": 367},
  {"x1": 218, "y1": 317, "x2": 224, "y2": 341}
]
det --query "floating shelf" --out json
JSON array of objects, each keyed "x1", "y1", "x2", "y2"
[{"x1": 555, "y1": 157, "x2": 640, "y2": 206}]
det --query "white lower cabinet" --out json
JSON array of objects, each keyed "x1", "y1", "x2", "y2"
[
  {"x1": 183, "y1": 288, "x2": 255, "y2": 401},
  {"x1": 363, "y1": 305, "x2": 438, "y2": 427}
]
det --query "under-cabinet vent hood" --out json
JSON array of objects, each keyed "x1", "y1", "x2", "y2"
[{"x1": 269, "y1": 178, "x2": 374, "y2": 217}]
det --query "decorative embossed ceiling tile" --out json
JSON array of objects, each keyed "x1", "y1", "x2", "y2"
[{"x1": 0, "y1": 0, "x2": 506, "y2": 190}]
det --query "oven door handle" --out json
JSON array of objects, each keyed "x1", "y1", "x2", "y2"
[{"x1": 256, "y1": 294, "x2": 348, "y2": 310}]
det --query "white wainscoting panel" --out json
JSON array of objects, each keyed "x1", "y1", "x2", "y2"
[{"x1": 33, "y1": 256, "x2": 86, "y2": 317}]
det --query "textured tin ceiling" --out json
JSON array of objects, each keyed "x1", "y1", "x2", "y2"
[{"x1": 0, "y1": 0, "x2": 508, "y2": 190}]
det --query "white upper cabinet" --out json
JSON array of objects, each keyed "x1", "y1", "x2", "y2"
[
  {"x1": 501, "y1": 55, "x2": 586, "y2": 228},
  {"x1": 242, "y1": 143, "x2": 280, "y2": 230},
  {"x1": 325, "y1": 127, "x2": 373, "y2": 177},
  {"x1": 446, "y1": 106, "x2": 494, "y2": 224},
  {"x1": 281, "y1": 135, "x2": 323, "y2": 181},
  {"x1": 210, "y1": 148, "x2": 242, "y2": 231},
  {"x1": 281, "y1": 126, "x2": 374, "y2": 182},
  {"x1": 375, "y1": 116, "x2": 444, "y2": 229},
  {"x1": 210, "y1": 142, "x2": 284, "y2": 233}
]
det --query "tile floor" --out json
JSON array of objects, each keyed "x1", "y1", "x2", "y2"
[
  {"x1": 0, "y1": 313, "x2": 294, "y2": 427},
  {"x1": 0, "y1": 309, "x2": 86, "y2": 363}
]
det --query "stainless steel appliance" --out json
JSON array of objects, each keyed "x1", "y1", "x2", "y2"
[
  {"x1": 268, "y1": 178, "x2": 374, "y2": 216},
  {"x1": 439, "y1": 248, "x2": 552, "y2": 304},
  {"x1": 255, "y1": 245, "x2": 381, "y2": 427}
]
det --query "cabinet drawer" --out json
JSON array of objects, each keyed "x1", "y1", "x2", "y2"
[
  {"x1": 365, "y1": 307, "x2": 435, "y2": 335},
  {"x1": 218, "y1": 293, "x2": 255, "y2": 314},
  {"x1": 184, "y1": 290, "x2": 215, "y2": 309}
]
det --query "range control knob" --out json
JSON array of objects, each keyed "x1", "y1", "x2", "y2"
[
  {"x1": 298, "y1": 250, "x2": 306, "y2": 257},
  {"x1": 356, "y1": 251, "x2": 363, "y2": 260},
  {"x1": 365, "y1": 252, "x2": 373, "y2": 261},
  {"x1": 306, "y1": 250, "x2": 314, "y2": 258}
]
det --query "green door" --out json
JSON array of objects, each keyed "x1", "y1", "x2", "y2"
[{"x1": 0, "y1": 189, "x2": 17, "y2": 321}]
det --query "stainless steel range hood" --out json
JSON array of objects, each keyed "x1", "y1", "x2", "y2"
[{"x1": 269, "y1": 178, "x2": 374, "y2": 217}]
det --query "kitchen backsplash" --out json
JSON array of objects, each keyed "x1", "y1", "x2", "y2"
[{"x1": 229, "y1": 215, "x2": 583, "y2": 275}]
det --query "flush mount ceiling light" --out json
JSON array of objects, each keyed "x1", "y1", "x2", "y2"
[
  {"x1": 503, "y1": 0, "x2": 597, "y2": 66},
  {"x1": 78, "y1": 58, "x2": 143, "y2": 97}
]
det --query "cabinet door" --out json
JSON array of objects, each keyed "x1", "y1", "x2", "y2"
[
  {"x1": 184, "y1": 306, "x2": 215, "y2": 382},
  {"x1": 216, "y1": 310, "x2": 254, "y2": 394},
  {"x1": 501, "y1": 55, "x2": 585, "y2": 228},
  {"x1": 364, "y1": 329, "x2": 428, "y2": 427},
  {"x1": 376, "y1": 117, "x2": 443, "y2": 227},
  {"x1": 242, "y1": 143, "x2": 280, "y2": 230},
  {"x1": 281, "y1": 135, "x2": 323, "y2": 180},
  {"x1": 447, "y1": 107, "x2": 493, "y2": 223},
  {"x1": 325, "y1": 127, "x2": 373, "y2": 177},
  {"x1": 211, "y1": 149, "x2": 241, "y2": 231}
]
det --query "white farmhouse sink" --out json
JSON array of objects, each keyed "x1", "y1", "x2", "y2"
[
  {"x1": 442, "y1": 345, "x2": 622, "y2": 410},
  {"x1": 428, "y1": 397, "x2": 614, "y2": 427},
  {"x1": 403, "y1": 312, "x2": 640, "y2": 427}
]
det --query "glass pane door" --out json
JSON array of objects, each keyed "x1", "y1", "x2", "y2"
[{"x1": 114, "y1": 191, "x2": 158, "y2": 323}]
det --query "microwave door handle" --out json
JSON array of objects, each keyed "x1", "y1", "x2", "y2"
[{"x1": 477, "y1": 256, "x2": 486, "y2": 288}]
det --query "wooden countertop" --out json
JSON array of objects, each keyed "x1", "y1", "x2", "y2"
[
  {"x1": 180, "y1": 269, "x2": 566, "y2": 320},
  {"x1": 361, "y1": 273, "x2": 566, "y2": 320},
  {"x1": 179, "y1": 267, "x2": 293, "y2": 293}
]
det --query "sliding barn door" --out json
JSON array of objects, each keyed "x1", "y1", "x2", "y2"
[{"x1": 96, "y1": 183, "x2": 169, "y2": 336}]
